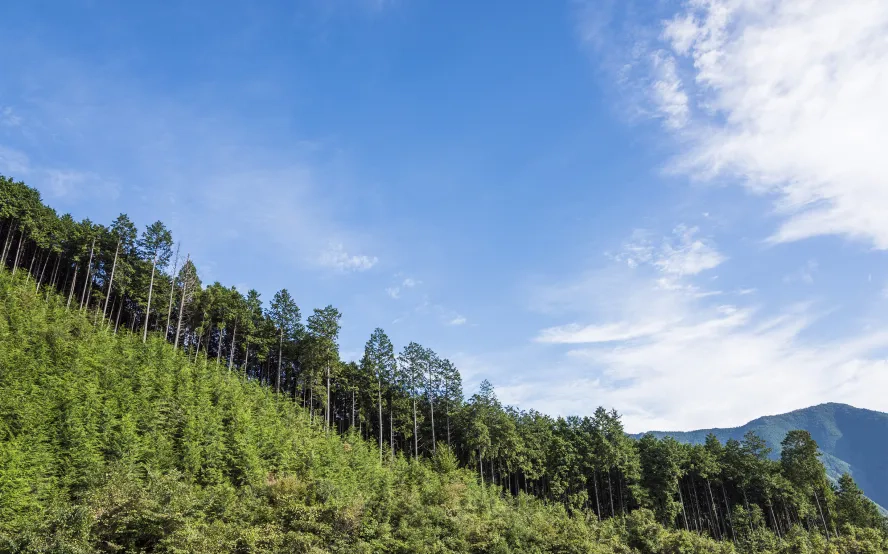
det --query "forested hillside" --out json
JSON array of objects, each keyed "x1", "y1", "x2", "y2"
[
  {"x1": 639, "y1": 404, "x2": 888, "y2": 510},
  {"x1": 2, "y1": 174, "x2": 887, "y2": 553}
]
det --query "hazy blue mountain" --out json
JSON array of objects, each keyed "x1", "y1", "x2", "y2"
[{"x1": 636, "y1": 403, "x2": 888, "y2": 509}]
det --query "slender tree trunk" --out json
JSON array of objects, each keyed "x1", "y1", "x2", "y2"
[
  {"x1": 326, "y1": 364, "x2": 331, "y2": 434},
  {"x1": 50, "y1": 254, "x2": 60, "y2": 289},
  {"x1": 607, "y1": 470, "x2": 615, "y2": 517},
  {"x1": 0, "y1": 223, "x2": 14, "y2": 266},
  {"x1": 165, "y1": 243, "x2": 180, "y2": 339},
  {"x1": 216, "y1": 327, "x2": 224, "y2": 364},
  {"x1": 103, "y1": 241, "x2": 119, "y2": 320},
  {"x1": 174, "y1": 257, "x2": 189, "y2": 349},
  {"x1": 276, "y1": 328, "x2": 283, "y2": 393},
  {"x1": 143, "y1": 254, "x2": 157, "y2": 343},
  {"x1": 28, "y1": 247, "x2": 38, "y2": 277},
  {"x1": 378, "y1": 379, "x2": 383, "y2": 462},
  {"x1": 593, "y1": 470, "x2": 602, "y2": 520},
  {"x1": 36, "y1": 251, "x2": 50, "y2": 291},
  {"x1": 115, "y1": 293, "x2": 124, "y2": 333},
  {"x1": 12, "y1": 231, "x2": 24, "y2": 275},
  {"x1": 678, "y1": 480, "x2": 690, "y2": 531},
  {"x1": 813, "y1": 491, "x2": 830, "y2": 539},
  {"x1": 427, "y1": 367, "x2": 436, "y2": 454},
  {"x1": 479, "y1": 449, "x2": 484, "y2": 487},
  {"x1": 389, "y1": 400, "x2": 394, "y2": 458},
  {"x1": 80, "y1": 238, "x2": 95, "y2": 310},
  {"x1": 412, "y1": 396, "x2": 418, "y2": 459},
  {"x1": 721, "y1": 482, "x2": 736, "y2": 542},
  {"x1": 67, "y1": 264, "x2": 79, "y2": 309},
  {"x1": 228, "y1": 319, "x2": 238, "y2": 371}
]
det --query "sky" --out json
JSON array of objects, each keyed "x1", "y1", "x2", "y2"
[{"x1": 2, "y1": 0, "x2": 888, "y2": 433}]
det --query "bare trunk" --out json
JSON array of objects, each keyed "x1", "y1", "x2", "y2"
[
  {"x1": 67, "y1": 264, "x2": 79, "y2": 309},
  {"x1": 115, "y1": 292, "x2": 124, "y2": 333},
  {"x1": 378, "y1": 379, "x2": 383, "y2": 462},
  {"x1": 276, "y1": 328, "x2": 283, "y2": 393},
  {"x1": 325, "y1": 365, "x2": 331, "y2": 434},
  {"x1": 165, "y1": 243, "x2": 180, "y2": 339},
  {"x1": 678, "y1": 480, "x2": 690, "y2": 531},
  {"x1": 412, "y1": 396, "x2": 418, "y2": 459},
  {"x1": 227, "y1": 319, "x2": 238, "y2": 370},
  {"x1": 80, "y1": 238, "x2": 95, "y2": 310},
  {"x1": 142, "y1": 254, "x2": 157, "y2": 343},
  {"x1": 813, "y1": 490, "x2": 830, "y2": 539},
  {"x1": 36, "y1": 251, "x2": 50, "y2": 291},
  {"x1": 174, "y1": 255, "x2": 190, "y2": 349},
  {"x1": 103, "y1": 241, "x2": 119, "y2": 320},
  {"x1": 12, "y1": 231, "x2": 24, "y2": 275},
  {"x1": 427, "y1": 365, "x2": 436, "y2": 454}
]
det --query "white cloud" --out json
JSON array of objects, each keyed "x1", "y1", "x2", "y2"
[
  {"x1": 525, "y1": 227, "x2": 888, "y2": 431},
  {"x1": 448, "y1": 315, "x2": 467, "y2": 326},
  {"x1": 613, "y1": 224, "x2": 725, "y2": 279},
  {"x1": 386, "y1": 276, "x2": 419, "y2": 299},
  {"x1": 650, "y1": 0, "x2": 888, "y2": 248},
  {"x1": 318, "y1": 242, "x2": 378, "y2": 272}
]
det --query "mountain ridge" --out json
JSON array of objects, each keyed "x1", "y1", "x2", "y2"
[{"x1": 635, "y1": 402, "x2": 888, "y2": 509}]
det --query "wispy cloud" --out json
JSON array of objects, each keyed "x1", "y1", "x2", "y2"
[
  {"x1": 526, "y1": 227, "x2": 888, "y2": 431},
  {"x1": 319, "y1": 242, "x2": 378, "y2": 272},
  {"x1": 386, "y1": 276, "x2": 419, "y2": 299},
  {"x1": 647, "y1": 0, "x2": 888, "y2": 248}
]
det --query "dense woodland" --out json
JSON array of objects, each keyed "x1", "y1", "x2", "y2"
[{"x1": 1, "y1": 174, "x2": 887, "y2": 553}]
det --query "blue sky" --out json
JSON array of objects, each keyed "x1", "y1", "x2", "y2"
[{"x1": 3, "y1": 0, "x2": 888, "y2": 432}]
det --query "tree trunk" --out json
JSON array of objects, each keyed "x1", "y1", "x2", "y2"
[
  {"x1": 412, "y1": 396, "x2": 418, "y2": 459},
  {"x1": 174, "y1": 255, "x2": 190, "y2": 349},
  {"x1": 216, "y1": 327, "x2": 224, "y2": 364},
  {"x1": 228, "y1": 319, "x2": 238, "y2": 371},
  {"x1": 721, "y1": 482, "x2": 736, "y2": 542},
  {"x1": 678, "y1": 480, "x2": 690, "y2": 531},
  {"x1": 593, "y1": 471, "x2": 602, "y2": 520},
  {"x1": 326, "y1": 364, "x2": 331, "y2": 434},
  {"x1": 143, "y1": 254, "x2": 157, "y2": 343},
  {"x1": 607, "y1": 470, "x2": 615, "y2": 517},
  {"x1": 36, "y1": 251, "x2": 50, "y2": 291},
  {"x1": 12, "y1": 231, "x2": 24, "y2": 275},
  {"x1": 115, "y1": 293, "x2": 124, "y2": 333},
  {"x1": 80, "y1": 238, "x2": 95, "y2": 310},
  {"x1": 427, "y1": 367, "x2": 436, "y2": 454},
  {"x1": 50, "y1": 254, "x2": 60, "y2": 289},
  {"x1": 378, "y1": 379, "x2": 383, "y2": 463},
  {"x1": 813, "y1": 490, "x2": 830, "y2": 539},
  {"x1": 165, "y1": 243, "x2": 180, "y2": 339},
  {"x1": 67, "y1": 264, "x2": 79, "y2": 309},
  {"x1": 0, "y1": 223, "x2": 14, "y2": 266},
  {"x1": 276, "y1": 328, "x2": 283, "y2": 393},
  {"x1": 103, "y1": 241, "x2": 119, "y2": 320}
]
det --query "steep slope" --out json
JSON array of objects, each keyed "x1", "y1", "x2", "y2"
[
  {"x1": 639, "y1": 404, "x2": 888, "y2": 509},
  {"x1": 0, "y1": 271, "x2": 738, "y2": 553}
]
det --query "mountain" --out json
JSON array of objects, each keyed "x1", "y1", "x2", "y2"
[{"x1": 638, "y1": 404, "x2": 888, "y2": 509}]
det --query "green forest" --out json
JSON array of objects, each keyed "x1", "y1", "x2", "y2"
[{"x1": 1, "y1": 174, "x2": 887, "y2": 553}]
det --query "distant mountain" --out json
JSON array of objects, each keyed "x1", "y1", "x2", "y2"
[{"x1": 637, "y1": 403, "x2": 888, "y2": 509}]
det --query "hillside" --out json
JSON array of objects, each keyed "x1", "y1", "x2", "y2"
[
  {"x1": 3, "y1": 179, "x2": 888, "y2": 552},
  {"x1": 0, "y1": 267, "x2": 728, "y2": 553},
  {"x1": 639, "y1": 404, "x2": 888, "y2": 509}
]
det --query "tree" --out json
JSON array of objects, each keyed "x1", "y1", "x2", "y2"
[
  {"x1": 361, "y1": 328, "x2": 395, "y2": 462},
  {"x1": 267, "y1": 289, "x2": 300, "y2": 394},
  {"x1": 138, "y1": 221, "x2": 173, "y2": 343},
  {"x1": 781, "y1": 430, "x2": 832, "y2": 538},
  {"x1": 398, "y1": 342, "x2": 428, "y2": 459},
  {"x1": 102, "y1": 214, "x2": 137, "y2": 321},
  {"x1": 307, "y1": 305, "x2": 341, "y2": 434}
]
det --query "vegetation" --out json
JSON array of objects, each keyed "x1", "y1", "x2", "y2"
[
  {"x1": 2, "y1": 174, "x2": 887, "y2": 552},
  {"x1": 639, "y1": 403, "x2": 888, "y2": 511}
]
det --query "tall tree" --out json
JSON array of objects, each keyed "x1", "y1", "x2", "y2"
[
  {"x1": 307, "y1": 305, "x2": 342, "y2": 434},
  {"x1": 268, "y1": 289, "x2": 300, "y2": 394},
  {"x1": 138, "y1": 221, "x2": 173, "y2": 343},
  {"x1": 361, "y1": 328, "x2": 395, "y2": 461}
]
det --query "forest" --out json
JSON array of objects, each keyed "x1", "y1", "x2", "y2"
[{"x1": 1, "y1": 173, "x2": 887, "y2": 553}]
